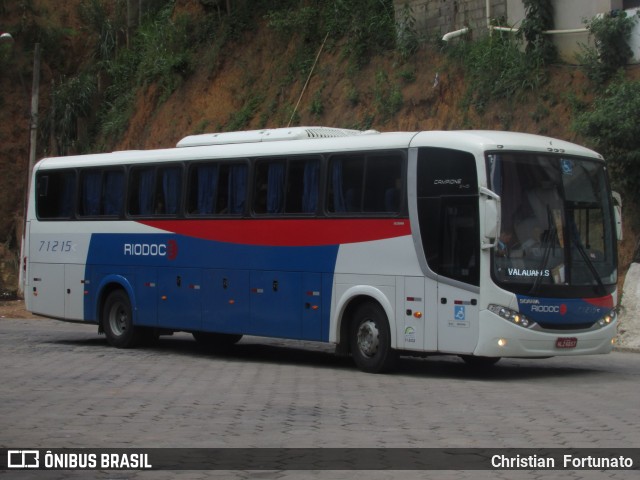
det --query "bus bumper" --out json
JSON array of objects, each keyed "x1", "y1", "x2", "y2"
[{"x1": 473, "y1": 310, "x2": 617, "y2": 357}]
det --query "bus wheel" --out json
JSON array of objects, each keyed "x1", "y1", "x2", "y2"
[
  {"x1": 350, "y1": 302, "x2": 397, "y2": 373},
  {"x1": 102, "y1": 290, "x2": 140, "y2": 348},
  {"x1": 460, "y1": 355, "x2": 501, "y2": 367},
  {"x1": 193, "y1": 332, "x2": 243, "y2": 349}
]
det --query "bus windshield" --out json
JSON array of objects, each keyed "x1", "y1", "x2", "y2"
[{"x1": 487, "y1": 153, "x2": 617, "y2": 297}]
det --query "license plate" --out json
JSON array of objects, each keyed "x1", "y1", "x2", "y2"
[{"x1": 556, "y1": 337, "x2": 578, "y2": 349}]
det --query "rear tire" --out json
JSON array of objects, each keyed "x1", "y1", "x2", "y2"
[
  {"x1": 349, "y1": 302, "x2": 397, "y2": 373},
  {"x1": 102, "y1": 290, "x2": 142, "y2": 348}
]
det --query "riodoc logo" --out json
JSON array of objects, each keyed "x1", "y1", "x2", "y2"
[
  {"x1": 166, "y1": 239, "x2": 178, "y2": 260},
  {"x1": 123, "y1": 239, "x2": 178, "y2": 260},
  {"x1": 530, "y1": 304, "x2": 568, "y2": 315}
]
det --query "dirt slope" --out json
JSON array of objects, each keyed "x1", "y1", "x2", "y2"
[{"x1": 0, "y1": 1, "x2": 637, "y2": 294}]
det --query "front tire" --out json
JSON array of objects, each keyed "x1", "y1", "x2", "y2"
[
  {"x1": 349, "y1": 302, "x2": 397, "y2": 373},
  {"x1": 102, "y1": 290, "x2": 142, "y2": 348}
]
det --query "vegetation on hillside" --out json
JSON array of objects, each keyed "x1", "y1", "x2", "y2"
[{"x1": 2, "y1": 0, "x2": 640, "y2": 294}]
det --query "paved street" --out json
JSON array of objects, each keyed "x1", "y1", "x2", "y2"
[{"x1": 1, "y1": 317, "x2": 639, "y2": 480}]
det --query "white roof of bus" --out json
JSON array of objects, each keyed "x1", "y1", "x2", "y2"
[
  {"x1": 34, "y1": 128, "x2": 602, "y2": 170},
  {"x1": 409, "y1": 130, "x2": 602, "y2": 159}
]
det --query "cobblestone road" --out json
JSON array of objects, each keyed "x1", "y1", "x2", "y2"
[{"x1": 1, "y1": 318, "x2": 639, "y2": 480}]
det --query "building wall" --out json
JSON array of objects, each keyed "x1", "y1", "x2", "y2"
[
  {"x1": 505, "y1": 0, "x2": 620, "y2": 62},
  {"x1": 395, "y1": 0, "x2": 637, "y2": 63},
  {"x1": 394, "y1": 1, "x2": 507, "y2": 39}
]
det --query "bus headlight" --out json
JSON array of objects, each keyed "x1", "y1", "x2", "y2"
[
  {"x1": 597, "y1": 309, "x2": 616, "y2": 328},
  {"x1": 488, "y1": 304, "x2": 537, "y2": 329}
]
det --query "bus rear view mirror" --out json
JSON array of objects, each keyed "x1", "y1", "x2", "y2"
[
  {"x1": 480, "y1": 187, "x2": 501, "y2": 250},
  {"x1": 612, "y1": 191, "x2": 622, "y2": 241}
]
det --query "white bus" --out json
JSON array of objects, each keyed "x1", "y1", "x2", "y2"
[{"x1": 24, "y1": 127, "x2": 621, "y2": 372}]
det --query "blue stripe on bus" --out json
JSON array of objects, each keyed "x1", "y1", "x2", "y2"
[
  {"x1": 84, "y1": 233, "x2": 339, "y2": 341},
  {"x1": 516, "y1": 294, "x2": 614, "y2": 327}
]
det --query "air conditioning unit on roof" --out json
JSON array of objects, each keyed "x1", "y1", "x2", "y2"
[{"x1": 176, "y1": 126, "x2": 378, "y2": 147}]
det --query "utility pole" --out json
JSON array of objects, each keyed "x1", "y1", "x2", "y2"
[
  {"x1": 19, "y1": 43, "x2": 41, "y2": 296},
  {"x1": 27, "y1": 43, "x2": 41, "y2": 200}
]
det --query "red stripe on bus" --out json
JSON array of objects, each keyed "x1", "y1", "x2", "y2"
[
  {"x1": 584, "y1": 295, "x2": 614, "y2": 309},
  {"x1": 138, "y1": 219, "x2": 411, "y2": 247}
]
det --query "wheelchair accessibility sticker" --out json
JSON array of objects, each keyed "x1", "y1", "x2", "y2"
[{"x1": 449, "y1": 305, "x2": 470, "y2": 328}]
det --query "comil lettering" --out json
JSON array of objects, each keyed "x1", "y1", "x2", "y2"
[{"x1": 124, "y1": 243, "x2": 167, "y2": 257}]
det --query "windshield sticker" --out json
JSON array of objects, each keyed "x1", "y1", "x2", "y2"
[
  {"x1": 404, "y1": 327, "x2": 416, "y2": 343},
  {"x1": 507, "y1": 268, "x2": 550, "y2": 277},
  {"x1": 561, "y1": 159, "x2": 574, "y2": 175}
]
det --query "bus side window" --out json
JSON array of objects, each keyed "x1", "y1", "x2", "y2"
[
  {"x1": 328, "y1": 153, "x2": 402, "y2": 214},
  {"x1": 103, "y1": 170, "x2": 125, "y2": 216},
  {"x1": 254, "y1": 160, "x2": 285, "y2": 215},
  {"x1": 222, "y1": 164, "x2": 247, "y2": 215},
  {"x1": 187, "y1": 162, "x2": 247, "y2": 216},
  {"x1": 37, "y1": 171, "x2": 76, "y2": 219},
  {"x1": 328, "y1": 155, "x2": 365, "y2": 213},
  {"x1": 80, "y1": 170, "x2": 102, "y2": 216},
  {"x1": 188, "y1": 163, "x2": 218, "y2": 215},
  {"x1": 157, "y1": 166, "x2": 182, "y2": 215},
  {"x1": 129, "y1": 167, "x2": 155, "y2": 216},
  {"x1": 285, "y1": 159, "x2": 319, "y2": 214},
  {"x1": 129, "y1": 166, "x2": 182, "y2": 216},
  {"x1": 363, "y1": 155, "x2": 402, "y2": 213},
  {"x1": 80, "y1": 169, "x2": 124, "y2": 217},
  {"x1": 417, "y1": 147, "x2": 479, "y2": 286}
]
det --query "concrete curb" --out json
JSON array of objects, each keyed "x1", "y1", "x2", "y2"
[{"x1": 614, "y1": 345, "x2": 640, "y2": 354}]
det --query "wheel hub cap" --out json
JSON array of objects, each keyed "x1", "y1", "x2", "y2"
[
  {"x1": 357, "y1": 320, "x2": 379, "y2": 357},
  {"x1": 110, "y1": 307, "x2": 127, "y2": 336}
]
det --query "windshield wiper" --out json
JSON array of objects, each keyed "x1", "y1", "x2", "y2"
[
  {"x1": 572, "y1": 230, "x2": 607, "y2": 296},
  {"x1": 528, "y1": 206, "x2": 556, "y2": 296}
]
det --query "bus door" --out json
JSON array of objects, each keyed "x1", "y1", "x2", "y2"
[{"x1": 415, "y1": 147, "x2": 481, "y2": 354}]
